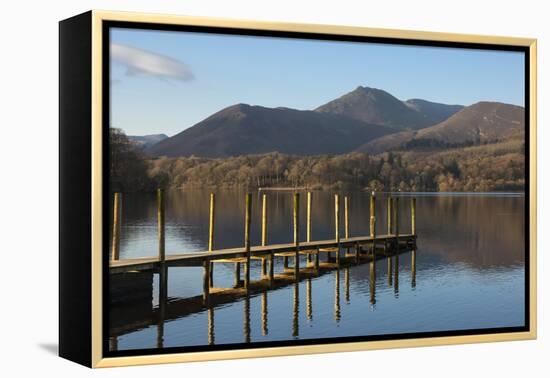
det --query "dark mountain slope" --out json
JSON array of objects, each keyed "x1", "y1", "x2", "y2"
[
  {"x1": 355, "y1": 102, "x2": 524, "y2": 154},
  {"x1": 147, "y1": 104, "x2": 394, "y2": 158}
]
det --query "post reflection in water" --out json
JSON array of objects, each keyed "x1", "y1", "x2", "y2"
[
  {"x1": 244, "y1": 295, "x2": 251, "y2": 343},
  {"x1": 261, "y1": 292, "x2": 268, "y2": 336},
  {"x1": 387, "y1": 257, "x2": 393, "y2": 287},
  {"x1": 394, "y1": 255, "x2": 400, "y2": 296},
  {"x1": 411, "y1": 250, "x2": 417, "y2": 289},
  {"x1": 157, "y1": 265, "x2": 168, "y2": 349},
  {"x1": 306, "y1": 278, "x2": 312, "y2": 321},
  {"x1": 208, "y1": 307, "x2": 215, "y2": 345},
  {"x1": 344, "y1": 268, "x2": 350, "y2": 303},
  {"x1": 113, "y1": 249, "x2": 421, "y2": 349},
  {"x1": 292, "y1": 283, "x2": 299, "y2": 337},
  {"x1": 369, "y1": 259, "x2": 376, "y2": 306},
  {"x1": 334, "y1": 269, "x2": 341, "y2": 322}
]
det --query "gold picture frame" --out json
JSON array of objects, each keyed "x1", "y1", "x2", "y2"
[{"x1": 59, "y1": 9, "x2": 537, "y2": 368}]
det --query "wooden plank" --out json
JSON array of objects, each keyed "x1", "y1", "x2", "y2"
[{"x1": 109, "y1": 234, "x2": 416, "y2": 273}]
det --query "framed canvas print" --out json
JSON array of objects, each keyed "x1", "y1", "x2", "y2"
[{"x1": 59, "y1": 10, "x2": 537, "y2": 368}]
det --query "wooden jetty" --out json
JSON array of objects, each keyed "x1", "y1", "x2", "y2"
[
  {"x1": 109, "y1": 190, "x2": 417, "y2": 306},
  {"x1": 109, "y1": 249, "x2": 417, "y2": 344}
]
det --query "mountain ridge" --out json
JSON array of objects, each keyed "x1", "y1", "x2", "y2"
[
  {"x1": 315, "y1": 86, "x2": 464, "y2": 130},
  {"x1": 355, "y1": 101, "x2": 524, "y2": 154},
  {"x1": 146, "y1": 103, "x2": 394, "y2": 158}
]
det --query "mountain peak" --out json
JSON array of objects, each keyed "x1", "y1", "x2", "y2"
[{"x1": 316, "y1": 86, "x2": 433, "y2": 130}]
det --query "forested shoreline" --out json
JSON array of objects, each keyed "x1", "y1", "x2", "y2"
[{"x1": 110, "y1": 128, "x2": 525, "y2": 193}]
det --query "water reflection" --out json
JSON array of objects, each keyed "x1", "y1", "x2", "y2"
[
  {"x1": 109, "y1": 192, "x2": 525, "y2": 351},
  {"x1": 110, "y1": 247, "x2": 420, "y2": 350}
]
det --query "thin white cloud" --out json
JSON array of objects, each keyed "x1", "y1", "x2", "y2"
[{"x1": 111, "y1": 43, "x2": 194, "y2": 82}]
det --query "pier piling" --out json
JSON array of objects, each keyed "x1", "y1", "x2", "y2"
[
  {"x1": 157, "y1": 189, "x2": 165, "y2": 263},
  {"x1": 261, "y1": 194, "x2": 268, "y2": 276},
  {"x1": 307, "y1": 192, "x2": 312, "y2": 264},
  {"x1": 294, "y1": 192, "x2": 300, "y2": 281},
  {"x1": 208, "y1": 193, "x2": 215, "y2": 286},
  {"x1": 370, "y1": 192, "x2": 376, "y2": 255},
  {"x1": 411, "y1": 197, "x2": 416, "y2": 235},
  {"x1": 244, "y1": 193, "x2": 252, "y2": 291},
  {"x1": 111, "y1": 192, "x2": 121, "y2": 261},
  {"x1": 335, "y1": 194, "x2": 341, "y2": 266}
]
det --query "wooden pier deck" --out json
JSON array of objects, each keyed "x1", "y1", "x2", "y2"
[{"x1": 109, "y1": 234, "x2": 415, "y2": 273}]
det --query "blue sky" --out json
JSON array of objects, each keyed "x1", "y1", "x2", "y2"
[{"x1": 110, "y1": 27, "x2": 525, "y2": 137}]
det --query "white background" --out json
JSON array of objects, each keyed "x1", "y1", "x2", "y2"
[{"x1": 0, "y1": 0, "x2": 547, "y2": 376}]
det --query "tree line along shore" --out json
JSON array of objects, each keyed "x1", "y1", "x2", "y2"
[{"x1": 110, "y1": 128, "x2": 525, "y2": 193}]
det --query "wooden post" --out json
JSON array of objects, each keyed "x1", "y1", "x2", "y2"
[
  {"x1": 268, "y1": 251, "x2": 274, "y2": 286},
  {"x1": 335, "y1": 194, "x2": 340, "y2": 266},
  {"x1": 109, "y1": 337, "x2": 118, "y2": 352},
  {"x1": 157, "y1": 189, "x2": 165, "y2": 263},
  {"x1": 386, "y1": 195, "x2": 392, "y2": 252},
  {"x1": 394, "y1": 197, "x2": 400, "y2": 248},
  {"x1": 261, "y1": 194, "x2": 268, "y2": 276},
  {"x1": 344, "y1": 196, "x2": 350, "y2": 239},
  {"x1": 208, "y1": 193, "x2": 215, "y2": 286},
  {"x1": 307, "y1": 192, "x2": 312, "y2": 243},
  {"x1": 314, "y1": 246, "x2": 320, "y2": 273},
  {"x1": 208, "y1": 193, "x2": 215, "y2": 251},
  {"x1": 370, "y1": 192, "x2": 376, "y2": 255},
  {"x1": 387, "y1": 195, "x2": 393, "y2": 235},
  {"x1": 355, "y1": 242, "x2": 360, "y2": 264},
  {"x1": 244, "y1": 193, "x2": 252, "y2": 291},
  {"x1": 307, "y1": 192, "x2": 312, "y2": 264},
  {"x1": 294, "y1": 192, "x2": 300, "y2": 281},
  {"x1": 411, "y1": 197, "x2": 416, "y2": 235},
  {"x1": 370, "y1": 193, "x2": 376, "y2": 237},
  {"x1": 234, "y1": 262, "x2": 241, "y2": 287},
  {"x1": 261, "y1": 194, "x2": 268, "y2": 246},
  {"x1": 111, "y1": 192, "x2": 121, "y2": 261},
  {"x1": 203, "y1": 259, "x2": 210, "y2": 304},
  {"x1": 344, "y1": 196, "x2": 350, "y2": 257}
]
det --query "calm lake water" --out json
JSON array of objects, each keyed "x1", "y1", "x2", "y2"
[{"x1": 108, "y1": 190, "x2": 525, "y2": 352}]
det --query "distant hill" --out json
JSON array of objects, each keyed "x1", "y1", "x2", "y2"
[
  {"x1": 404, "y1": 99, "x2": 464, "y2": 125},
  {"x1": 315, "y1": 86, "x2": 463, "y2": 130},
  {"x1": 356, "y1": 102, "x2": 524, "y2": 154},
  {"x1": 146, "y1": 104, "x2": 394, "y2": 158},
  {"x1": 128, "y1": 134, "x2": 168, "y2": 149}
]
